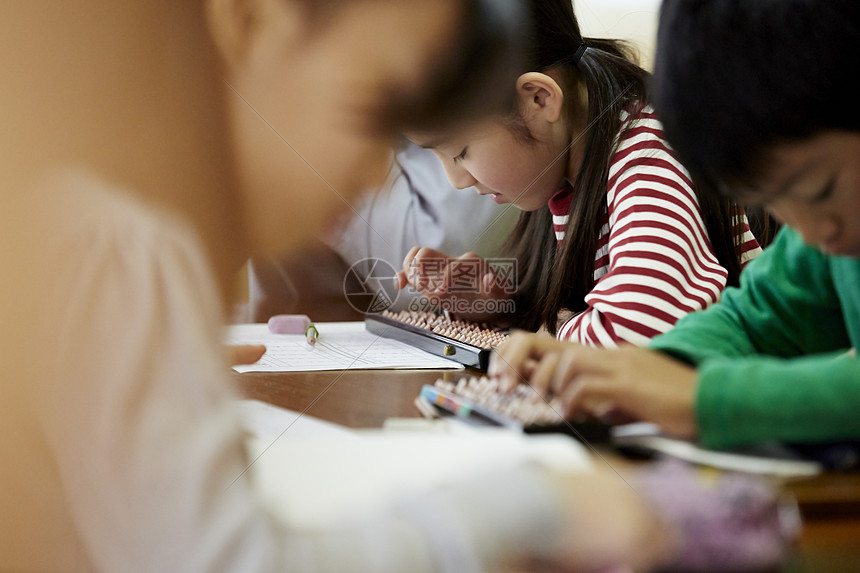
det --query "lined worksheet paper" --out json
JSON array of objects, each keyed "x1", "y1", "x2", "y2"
[{"x1": 227, "y1": 322, "x2": 463, "y2": 372}]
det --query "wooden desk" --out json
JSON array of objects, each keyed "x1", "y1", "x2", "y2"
[
  {"x1": 235, "y1": 367, "x2": 860, "y2": 572},
  {"x1": 234, "y1": 369, "x2": 443, "y2": 429}
]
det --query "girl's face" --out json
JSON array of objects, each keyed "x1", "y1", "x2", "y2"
[
  {"x1": 225, "y1": 0, "x2": 460, "y2": 257},
  {"x1": 410, "y1": 68, "x2": 575, "y2": 214},
  {"x1": 754, "y1": 131, "x2": 860, "y2": 257},
  {"x1": 415, "y1": 118, "x2": 570, "y2": 212}
]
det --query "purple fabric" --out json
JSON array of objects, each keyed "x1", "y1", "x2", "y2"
[{"x1": 635, "y1": 458, "x2": 801, "y2": 571}]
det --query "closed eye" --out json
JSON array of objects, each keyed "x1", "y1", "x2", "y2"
[
  {"x1": 452, "y1": 147, "x2": 468, "y2": 164},
  {"x1": 809, "y1": 175, "x2": 836, "y2": 204}
]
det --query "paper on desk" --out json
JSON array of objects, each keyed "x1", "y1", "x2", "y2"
[
  {"x1": 246, "y1": 428, "x2": 592, "y2": 529},
  {"x1": 227, "y1": 322, "x2": 462, "y2": 372},
  {"x1": 612, "y1": 424, "x2": 822, "y2": 478}
]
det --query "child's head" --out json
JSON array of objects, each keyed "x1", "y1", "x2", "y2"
[
  {"x1": 408, "y1": 0, "x2": 658, "y2": 334},
  {"x1": 2, "y1": 0, "x2": 526, "y2": 262},
  {"x1": 408, "y1": 0, "x2": 645, "y2": 212},
  {"x1": 653, "y1": 0, "x2": 860, "y2": 256},
  {"x1": 213, "y1": 0, "x2": 527, "y2": 256}
]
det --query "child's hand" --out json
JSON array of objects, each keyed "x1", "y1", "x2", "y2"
[
  {"x1": 541, "y1": 468, "x2": 676, "y2": 573},
  {"x1": 226, "y1": 344, "x2": 266, "y2": 366},
  {"x1": 395, "y1": 246, "x2": 512, "y2": 322},
  {"x1": 489, "y1": 332, "x2": 698, "y2": 438}
]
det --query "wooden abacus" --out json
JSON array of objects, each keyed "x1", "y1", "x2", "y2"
[
  {"x1": 364, "y1": 310, "x2": 508, "y2": 370},
  {"x1": 420, "y1": 376, "x2": 613, "y2": 443},
  {"x1": 430, "y1": 376, "x2": 562, "y2": 426}
]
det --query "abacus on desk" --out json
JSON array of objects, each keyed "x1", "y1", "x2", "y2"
[
  {"x1": 364, "y1": 310, "x2": 508, "y2": 371},
  {"x1": 418, "y1": 377, "x2": 613, "y2": 444}
]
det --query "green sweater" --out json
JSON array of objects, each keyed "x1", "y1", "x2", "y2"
[{"x1": 649, "y1": 227, "x2": 860, "y2": 449}]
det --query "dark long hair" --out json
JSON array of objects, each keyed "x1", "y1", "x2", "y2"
[
  {"x1": 297, "y1": 0, "x2": 529, "y2": 136},
  {"x1": 506, "y1": 0, "x2": 746, "y2": 334}
]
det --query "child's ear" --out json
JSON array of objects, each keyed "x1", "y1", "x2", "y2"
[
  {"x1": 206, "y1": 0, "x2": 303, "y2": 71},
  {"x1": 515, "y1": 72, "x2": 565, "y2": 123}
]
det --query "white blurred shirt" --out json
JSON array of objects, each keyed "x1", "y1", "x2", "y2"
[{"x1": 0, "y1": 170, "x2": 561, "y2": 572}]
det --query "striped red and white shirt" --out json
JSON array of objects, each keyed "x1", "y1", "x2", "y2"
[{"x1": 551, "y1": 105, "x2": 761, "y2": 347}]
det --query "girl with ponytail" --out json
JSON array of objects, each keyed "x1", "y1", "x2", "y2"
[{"x1": 398, "y1": 0, "x2": 762, "y2": 347}]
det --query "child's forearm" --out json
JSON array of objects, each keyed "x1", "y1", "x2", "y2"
[{"x1": 696, "y1": 352, "x2": 860, "y2": 449}]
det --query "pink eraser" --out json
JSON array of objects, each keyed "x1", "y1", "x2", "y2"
[{"x1": 267, "y1": 314, "x2": 312, "y2": 335}]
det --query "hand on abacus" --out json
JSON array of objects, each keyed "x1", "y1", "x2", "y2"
[
  {"x1": 489, "y1": 331, "x2": 699, "y2": 438},
  {"x1": 395, "y1": 247, "x2": 513, "y2": 322}
]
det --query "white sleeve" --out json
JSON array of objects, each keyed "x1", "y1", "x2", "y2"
[
  {"x1": 36, "y1": 180, "x2": 563, "y2": 572},
  {"x1": 331, "y1": 142, "x2": 518, "y2": 267}
]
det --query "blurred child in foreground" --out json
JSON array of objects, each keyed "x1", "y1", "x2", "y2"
[{"x1": 0, "y1": 0, "x2": 669, "y2": 571}]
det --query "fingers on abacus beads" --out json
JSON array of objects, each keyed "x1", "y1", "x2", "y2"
[{"x1": 433, "y1": 376, "x2": 563, "y2": 426}]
